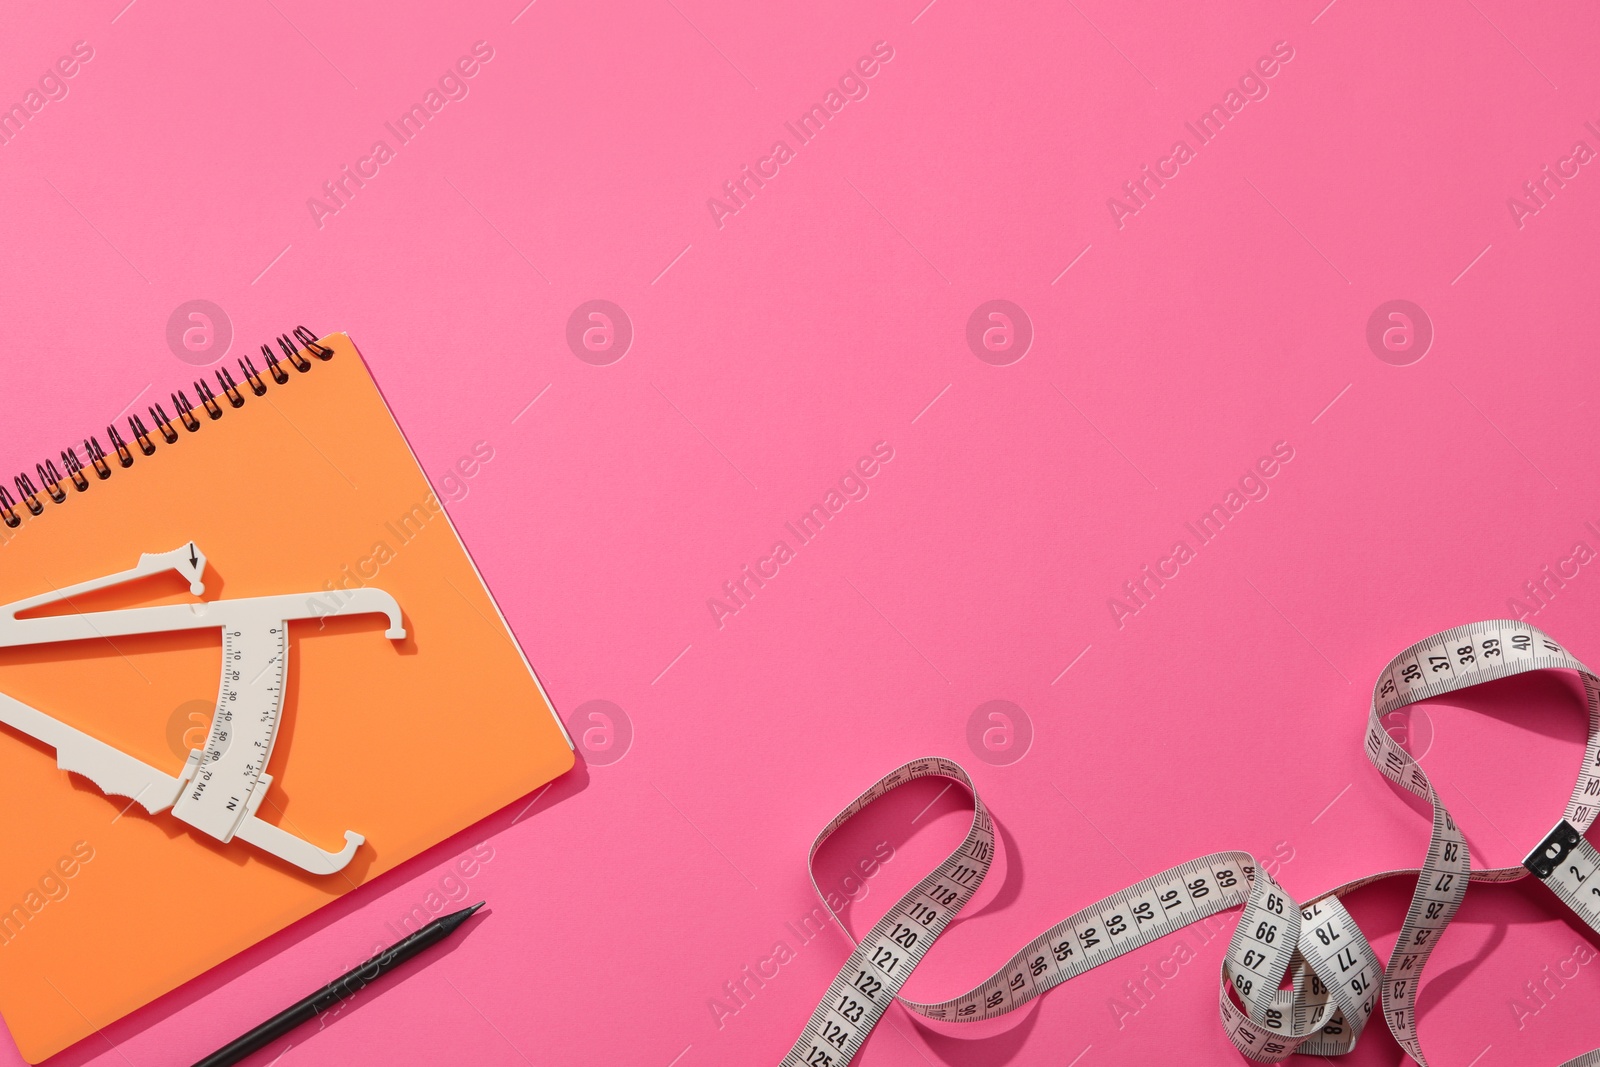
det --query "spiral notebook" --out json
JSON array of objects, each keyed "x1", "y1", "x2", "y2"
[{"x1": 0, "y1": 329, "x2": 573, "y2": 1062}]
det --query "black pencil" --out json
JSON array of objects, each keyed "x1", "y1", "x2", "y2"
[{"x1": 192, "y1": 901, "x2": 485, "y2": 1067}]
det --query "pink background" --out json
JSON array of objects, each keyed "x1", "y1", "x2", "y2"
[{"x1": 4, "y1": 0, "x2": 1600, "y2": 1064}]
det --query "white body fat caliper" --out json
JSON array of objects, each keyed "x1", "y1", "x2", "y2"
[{"x1": 0, "y1": 544, "x2": 404, "y2": 876}]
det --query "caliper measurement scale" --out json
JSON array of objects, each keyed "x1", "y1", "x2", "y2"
[
  {"x1": 179, "y1": 620, "x2": 288, "y2": 846},
  {"x1": 781, "y1": 620, "x2": 1600, "y2": 1067},
  {"x1": 0, "y1": 543, "x2": 404, "y2": 875}
]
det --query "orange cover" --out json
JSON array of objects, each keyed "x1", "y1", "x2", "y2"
[{"x1": 0, "y1": 333, "x2": 573, "y2": 1062}]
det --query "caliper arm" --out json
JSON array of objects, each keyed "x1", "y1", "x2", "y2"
[
  {"x1": 0, "y1": 691, "x2": 184, "y2": 813},
  {"x1": 233, "y1": 815, "x2": 364, "y2": 876}
]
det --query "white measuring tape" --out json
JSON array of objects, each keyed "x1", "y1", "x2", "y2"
[{"x1": 780, "y1": 620, "x2": 1600, "y2": 1066}]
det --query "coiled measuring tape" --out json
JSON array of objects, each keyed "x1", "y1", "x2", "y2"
[{"x1": 780, "y1": 620, "x2": 1600, "y2": 1067}]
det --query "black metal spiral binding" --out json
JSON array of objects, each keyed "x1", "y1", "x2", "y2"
[
  {"x1": 148, "y1": 403, "x2": 179, "y2": 445},
  {"x1": 0, "y1": 326, "x2": 334, "y2": 529},
  {"x1": 216, "y1": 366, "x2": 245, "y2": 407},
  {"x1": 60, "y1": 448, "x2": 88, "y2": 492},
  {"x1": 105, "y1": 424, "x2": 134, "y2": 468},
  {"x1": 128, "y1": 414, "x2": 157, "y2": 456},
  {"x1": 193, "y1": 378, "x2": 223, "y2": 420},
  {"x1": 12, "y1": 473, "x2": 42, "y2": 516},
  {"x1": 171, "y1": 390, "x2": 200, "y2": 432},
  {"x1": 238, "y1": 353, "x2": 268, "y2": 397},
  {"x1": 83, "y1": 437, "x2": 110, "y2": 480},
  {"x1": 37, "y1": 459, "x2": 66, "y2": 504}
]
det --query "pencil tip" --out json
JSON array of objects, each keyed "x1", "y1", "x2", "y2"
[{"x1": 436, "y1": 901, "x2": 486, "y2": 935}]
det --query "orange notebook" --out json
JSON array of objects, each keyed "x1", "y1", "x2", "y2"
[{"x1": 0, "y1": 330, "x2": 572, "y2": 1062}]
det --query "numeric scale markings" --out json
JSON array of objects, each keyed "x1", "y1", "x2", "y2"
[{"x1": 779, "y1": 621, "x2": 1600, "y2": 1067}]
